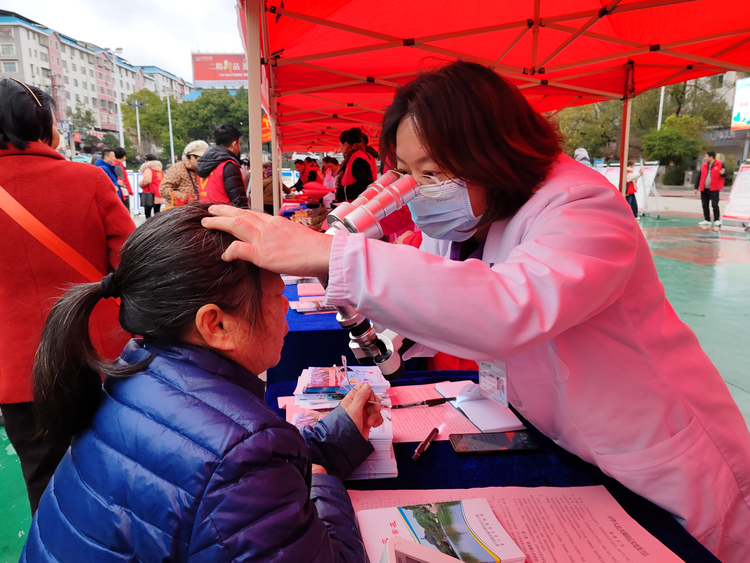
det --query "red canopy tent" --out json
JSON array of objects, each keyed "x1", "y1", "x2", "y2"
[{"x1": 236, "y1": 0, "x2": 750, "y2": 211}]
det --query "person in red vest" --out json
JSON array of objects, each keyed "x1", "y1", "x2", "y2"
[
  {"x1": 335, "y1": 127, "x2": 377, "y2": 202},
  {"x1": 196, "y1": 123, "x2": 248, "y2": 207},
  {"x1": 138, "y1": 154, "x2": 165, "y2": 218},
  {"x1": 695, "y1": 150, "x2": 726, "y2": 227},
  {"x1": 624, "y1": 161, "x2": 643, "y2": 218},
  {"x1": 113, "y1": 147, "x2": 133, "y2": 210}
]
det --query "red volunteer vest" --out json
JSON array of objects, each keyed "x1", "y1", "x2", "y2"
[
  {"x1": 341, "y1": 150, "x2": 377, "y2": 187},
  {"x1": 626, "y1": 180, "x2": 636, "y2": 196},
  {"x1": 144, "y1": 169, "x2": 164, "y2": 195},
  {"x1": 198, "y1": 161, "x2": 232, "y2": 204},
  {"x1": 699, "y1": 160, "x2": 725, "y2": 191}
]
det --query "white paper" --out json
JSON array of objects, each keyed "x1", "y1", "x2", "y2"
[{"x1": 349, "y1": 486, "x2": 685, "y2": 563}]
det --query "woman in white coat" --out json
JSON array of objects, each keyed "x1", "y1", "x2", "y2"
[{"x1": 203, "y1": 61, "x2": 750, "y2": 563}]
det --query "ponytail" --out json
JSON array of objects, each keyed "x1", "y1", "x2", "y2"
[{"x1": 33, "y1": 279, "x2": 149, "y2": 438}]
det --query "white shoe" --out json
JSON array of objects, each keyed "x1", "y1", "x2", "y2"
[
  {"x1": 714, "y1": 221, "x2": 721, "y2": 227},
  {"x1": 698, "y1": 220, "x2": 711, "y2": 226}
]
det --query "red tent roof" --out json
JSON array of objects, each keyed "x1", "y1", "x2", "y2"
[{"x1": 241, "y1": 0, "x2": 750, "y2": 151}]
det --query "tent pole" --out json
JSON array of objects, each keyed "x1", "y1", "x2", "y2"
[
  {"x1": 246, "y1": 0, "x2": 264, "y2": 212},
  {"x1": 657, "y1": 86, "x2": 665, "y2": 130},
  {"x1": 619, "y1": 61, "x2": 635, "y2": 195}
]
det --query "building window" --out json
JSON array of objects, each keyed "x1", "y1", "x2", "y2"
[
  {"x1": 88, "y1": 54, "x2": 94, "y2": 64},
  {"x1": 56, "y1": 57, "x2": 60, "y2": 65},
  {"x1": 42, "y1": 68, "x2": 51, "y2": 78},
  {"x1": 38, "y1": 36, "x2": 48, "y2": 47},
  {"x1": 29, "y1": 48, "x2": 32, "y2": 56},
  {"x1": 1, "y1": 44, "x2": 15, "y2": 56},
  {"x1": 64, "y1": 76, "x2": 69, "y2": 84},
  {"x1": 72, "y1": 63, "x2": 76, "y2": 71},
  {"x1": 0, "y1": 26, "x2": 12, "y2": 38},
  {"x1": 55, "y1": 41, "x2": 59, "y2": 49},
  {"x1": 108, "y1": 101, "x2": 114, "y2": 110},
  {"x1": 60, "y1": 44, "x2": 65, "y2": 53},
  {"x1": 121, "y1": 93, "x2": 125, "y2": 101},
  {"x1": 100, "y1": 86, "x2": 104, "y2": 94},
  {"x1": 65, "y1": 91, "x2": 70, "y2": 100},
  {"x1": 2, "y1": 61, "x2": 17, "y2": 73},
  {"x1": 75, "y1": 94, "x2": 80, "y2": 101},
  {"x1": 89, "y1": 69, "x2": 93, "y2": 77},
  {"x1": 82, "y1": 81, "x2": 87, "y2": 89},
  {"x1": 73, "y1": 79, "x2": 78, "y2": 87},
  {"x1": 107, "y1": 88, "x2": 112, "y2": 96},
  {"x1": 120, "y1": 80, "x2": 123, "y2": 88},
  {"x1": 98, "y1": 72, "x2": 102, "y2": 79},
  {"x1": 101, "y1": 99, "x2": 106, "y2": 108},
  {"x1": 91, "y1": 84, "x2": 95, "y2": 91},
  {"x1": 92, "y1": 97, "x2": 97, "y2": 106},
  {"x1": 40, "y1": 52, "x2": 48, "y2": 62},
  {"x1": 79, "y1": 51, "x2": 84, "y2": 60},
  {"x1": 126, "y1": 83, "x2": 130, "y2": 91},
  {"x1": 62, "y1": 60, "x2": 67, "y2": 69},
  {"x1": 84, "y1": 96, "x2": 88, "y2": 103}
]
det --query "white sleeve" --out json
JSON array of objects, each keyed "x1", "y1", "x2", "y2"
[{"x1": 325, "y1": 185, "x2": 638, "y2": 360}]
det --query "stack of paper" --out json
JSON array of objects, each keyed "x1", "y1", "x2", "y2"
[
  {"x1": 357, "y1": 497, "x2": 525, "y2": 562},
  {"x1": 289, "y1": 281, "x2": 338, "y2": 313},
  {"x1": 435, "y1": 381, "x2": 525, "y2": 433},
  {"x1": 289, "y1": 408, "x2": 398, "y2": 480},
  {"x1": 293, "y1": 366, "x2": 392, "y2": 410}
]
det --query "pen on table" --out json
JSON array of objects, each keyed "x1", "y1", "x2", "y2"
[
  {"x1": 390, "y1": 397, "x2": 455, "y2": 409},
  {"x1": 412, "y1": 427, "x2": 440, "y2": 462}
]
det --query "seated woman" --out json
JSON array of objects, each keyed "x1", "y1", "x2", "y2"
[{"x1": 22, "y1": 204, "x2": 382, "y2": 562}]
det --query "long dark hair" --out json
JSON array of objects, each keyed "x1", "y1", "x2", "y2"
[
  {"x1": 33, "y1": 204, "x2": 264, "y2": 438},
  {"x1": 0, "y1": 78, "x2": 57, "y2": 150},
  {"x1": 379, "y1": 61, "x2": 563, "y2": 227}
]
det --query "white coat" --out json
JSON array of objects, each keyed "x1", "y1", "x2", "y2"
[{"x1": 326, "y1": 155, "x2": 750, "y2": 562}]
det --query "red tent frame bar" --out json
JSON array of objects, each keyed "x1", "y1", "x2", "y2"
[{"x1": 241, "y1": 0, "x2": 750, "y2": 212}]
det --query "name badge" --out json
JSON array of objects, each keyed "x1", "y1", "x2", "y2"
[{"x1": 479, "y1": 360, "x2": 508, "y2": 408}]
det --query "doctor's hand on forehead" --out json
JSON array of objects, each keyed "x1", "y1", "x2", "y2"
[{"x1": 201, "y1": 205, "x2": 333, "y2": 279}]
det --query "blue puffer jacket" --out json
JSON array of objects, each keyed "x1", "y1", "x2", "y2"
[{"x1": 21, "y1": 340, "x2": 374, "y2": 562}]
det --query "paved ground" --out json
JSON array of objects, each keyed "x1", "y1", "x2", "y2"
[{"x1": 1, "y1": 199, "x2": 749, "y2": 560}]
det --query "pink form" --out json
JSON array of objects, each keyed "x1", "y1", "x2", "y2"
[{"x1": 349, "y1": 486, "x2": 685, "y2": 563}]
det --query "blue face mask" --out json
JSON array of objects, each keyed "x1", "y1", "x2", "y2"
[{"x1": 407, "y1": 179, "x2": 481, "y2": 242}]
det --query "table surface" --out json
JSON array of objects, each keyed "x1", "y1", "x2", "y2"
[{"x1": 266, "y1": 371, "x2": 719, "y2": 563}]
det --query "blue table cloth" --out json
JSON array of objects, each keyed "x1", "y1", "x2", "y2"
[{"x1": 266, "y1": 371, "x2": 720, "y2": 563}]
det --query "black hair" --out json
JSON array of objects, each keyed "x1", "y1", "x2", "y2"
[
  {"x1": 380, "y1": 61, "x2": 562, "y2": 227},
  {"x1": 339, "y1": 127, "x2": 363, "y2": 147},
  {"x1": 33, "y1": 204, "x2": 264, "y2": 438},
  {"x1": 706, "y1": 151, "x2": 716, "y2": 158},
  {"x1": 214, "y1": 123, "x2": 242, "y2": 147},
  {"x1": 323, "y1": 156, "x2": 339, "y2": 165},
  {"x1": 294, "y1": 159, "x2": 305, "y2": 165},
  {"x1": 144, "y1": 153, "x2": 158, "y2": 161},
  {"x1": 304, "y1": 157, "x2": 314, "y2": 164},
  {"x1": 114, "y1": 147, "x2": 127, "y2": 159},
  {"x1": 101, "y1": 148, "x2": 114, "y2": 158},
  {"x1": 0, "y1": 78, "x2": 57, "y2": 150}
]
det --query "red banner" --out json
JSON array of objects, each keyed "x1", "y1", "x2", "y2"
[
  {"x1": 262, "y1": 114, "x2": 271, "y2": 143},
  {"x1": 192, "y1": 54, "x2": 248, "y2": 86}
]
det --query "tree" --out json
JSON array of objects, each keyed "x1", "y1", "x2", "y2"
[
  {"x1": 642, "y1": 128, "x2": 701, "y2": 165},
  {"x1": 102, "y1": 133, "x2": 119, "y2": 149},
  {"x1": 67, "y1": 103, "x2": 98, "y2": 152},
  {"x1": 555, "y1": 76, "x2": 731, "y2": 160}
]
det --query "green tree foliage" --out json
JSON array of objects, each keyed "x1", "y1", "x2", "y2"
[
  {"x1": 67, "y1": 103, "x2": 99, "y2": 150},
  {"x1": 642, "y1": 115, "x2": 704, "y2": 165},
  {"x1": 102, "y1": 133, "x2": 119, "y2": 149},
  {"x1": 123, "y1": 87, "x2": 254, "y2": 160},
  {"x1": 555, "y1": 77, "x2": 730, "y2": 160}
]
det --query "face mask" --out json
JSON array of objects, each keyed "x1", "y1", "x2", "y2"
[{"x1": 407, "y1": 179, "x2": 482, "y2": 242}]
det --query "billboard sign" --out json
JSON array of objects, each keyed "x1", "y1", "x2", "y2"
[
  {"x1": 731, "y1": 76, "x2": 750, "y2": 130},
  {"x1": 192, "y1": 53, "x2": 248, "y2": 88}
]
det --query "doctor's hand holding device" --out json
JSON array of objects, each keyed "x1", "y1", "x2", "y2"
[{"x1": 203, "y1": 60, "x2": 750, "y2": 563}]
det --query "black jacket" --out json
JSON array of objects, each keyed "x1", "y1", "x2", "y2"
[{"x1": 196, "y1": 145, "x2": 248, "y2": 207}]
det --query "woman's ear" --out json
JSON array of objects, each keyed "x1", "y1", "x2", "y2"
[{"x1": 193, "y1": 304, "x2": 239, "y2": 352}]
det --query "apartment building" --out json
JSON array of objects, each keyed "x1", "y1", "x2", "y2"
[{"x1": 0, "y1": 10, "x2": 192, "y2": 142}]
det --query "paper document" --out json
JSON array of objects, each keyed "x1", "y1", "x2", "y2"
[
  {"x1": 297, "y1": 281, "x2": 326, "y2": 296},
  {"x1": 358, "y1": 498, "x2": 525, "y2": 563},
  {"x1": 388, "y1": 383, "x2": 479, "y2": 442},
  {"x1": 349, "y1": 486, "x2": 685, "y2": 563},
  {"x1": 436, "y1": 381, "x2": 525, "y2": 433}
]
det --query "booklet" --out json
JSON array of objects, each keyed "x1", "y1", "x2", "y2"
[
  {"x1": 289, "y1": 300, "x2": 337, "y2": 313},
  {"x1": 357, "y1": 498, "x2": 525, "y2": 563},
  {"x1": 435, "y1": 381, "x2": 525, "y2": 433}
]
